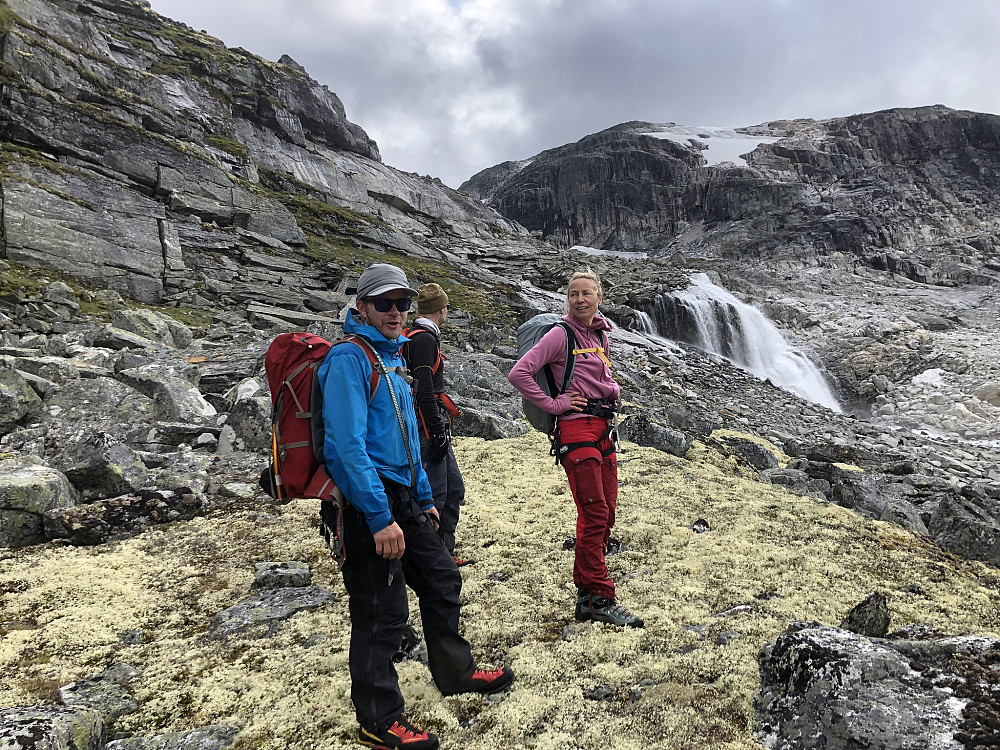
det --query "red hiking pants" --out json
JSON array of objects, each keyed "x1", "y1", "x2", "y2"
[{"x1": 558, "y1": 417, "x2": 617, "y2": 599}]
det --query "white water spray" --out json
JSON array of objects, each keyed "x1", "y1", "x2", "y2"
[{"x1": 644, "y1": 274, "x2": 841, "y2": 412}]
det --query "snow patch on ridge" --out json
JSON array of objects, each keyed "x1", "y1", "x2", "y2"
[{"x1": 641, "y1": 125, "x2": 780, "y2": 167}]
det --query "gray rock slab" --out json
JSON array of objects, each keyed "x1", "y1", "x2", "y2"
[
  {"x1": 117, "y1": 365, "x2": 216, "y2": 423},
  {"x1": 59, "y1": 664, "x2": 140, "y2": 722},
  {"x1": 1, "y1": 167, "x2": 165, "y2": 302},
  {"x1": 106, "y1": 725, "x2": 239, "y2": 750},
  {"x1": 111, "y1": 309, "x2": 193, "y2": 349},
  {"x1": 211, "y1": 586, "x2": 335, "y2": 637},
  {"x1": 89, "y1": 325, "x2": 161, "y2": 351}
]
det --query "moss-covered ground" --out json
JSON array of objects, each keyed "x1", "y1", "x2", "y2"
[{"x1": 1, "y1": 432, "x2": 997, "y2": 749}]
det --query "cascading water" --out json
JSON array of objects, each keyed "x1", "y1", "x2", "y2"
[{"x1": 642, "y1": 273, "x2": 841, "y2": 412}]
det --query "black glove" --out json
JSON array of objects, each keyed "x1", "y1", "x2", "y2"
[{"x1": 428, "y1": 433, "x2": 450, "y2": 463}]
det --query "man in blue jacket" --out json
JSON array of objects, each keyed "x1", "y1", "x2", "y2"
[{"x1": 318, "y1": 263, "x2": 513, "y2": 750}]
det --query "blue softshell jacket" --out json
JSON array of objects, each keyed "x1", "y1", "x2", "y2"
[{"x1": 317, "y1": 311, "x2": 434, "y2": 534}]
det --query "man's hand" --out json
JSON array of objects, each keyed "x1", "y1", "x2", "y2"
[
  {"x1": 373, "y1": 522, "x2": 405, "y2": 559},
  {"x1": 428, "y1": 433, "x2": 450, "y2": 463},
  {"x1": 424, "y1": 505, "x2": 441, "y2": 531}
]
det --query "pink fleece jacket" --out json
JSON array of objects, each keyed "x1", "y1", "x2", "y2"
[{"x1": 508, "y1": 313, "x2": 619, "y2": 419}]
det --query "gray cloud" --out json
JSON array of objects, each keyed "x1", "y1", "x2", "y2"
[{"x1": 150, "y1": 0, "x2": 1000, "y2": 186}]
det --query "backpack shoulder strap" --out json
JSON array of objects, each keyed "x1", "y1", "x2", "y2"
[
  {"x1": 554, "y1": 322, "x2": 577, "y2": 394},
  {"x1": 402, "y1": 326, "x2": 442, "y2": 374},
  {"x1": 335, "y1": 335, "x2": 380, "y2": 403}
]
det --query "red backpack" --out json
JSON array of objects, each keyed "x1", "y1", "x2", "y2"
[{"x1": 259, "y1": 332, "x2": 379, "y2": 503}]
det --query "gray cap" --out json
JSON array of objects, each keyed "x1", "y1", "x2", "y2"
[{"x1": 355, "y1": 263, "x2": 419, "y2": 299}]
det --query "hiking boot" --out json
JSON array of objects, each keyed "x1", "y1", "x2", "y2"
[
  {"x1": 588, "y1": 595, "x2": 644, "y2": 628},
  {"x1": 575, "y1": 588, "x2": 591, "y2": 622},
  {"x1": 358, "y1": 716, "x2": 439, "y2": 750},
  {"x1": 444, "y1": 666, "x2": 515, "y2": 695},
  {"x1": 452, "y1": 555, "x2": 477, "y2": 567}
]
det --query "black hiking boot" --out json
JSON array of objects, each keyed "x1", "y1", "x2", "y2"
[
  {"x1": 442, "y1": 666, "x2": 515, "y2": 695},
  {"x1": 358, "y1": 716, "x2": 438, "y2": 750},
  {"x1": 575, "y1": 588, "x2": 591, "y2": 621},
  {"x1": 587, "y1": 595, "x2": 644, "y2": 628}
]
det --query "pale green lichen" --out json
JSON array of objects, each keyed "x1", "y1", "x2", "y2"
[{"x1": 0, "y1": 432, "x2": 997, "y2": 749}]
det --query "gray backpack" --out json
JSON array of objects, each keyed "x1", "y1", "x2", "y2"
[{"x1": 514, "y1": 314, "x2": 578, "y2": 434}]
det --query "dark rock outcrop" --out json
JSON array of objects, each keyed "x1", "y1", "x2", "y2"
[{"x1": 756, "y1": 623, "x2": 1000, "y2": 749}]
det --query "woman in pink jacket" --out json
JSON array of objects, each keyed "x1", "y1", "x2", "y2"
[{"x1": 508, "y1": 271, "x2": 643, "y2": 628}]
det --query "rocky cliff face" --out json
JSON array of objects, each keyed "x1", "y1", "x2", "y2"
[
  {"x1": 462, "y1": 108, "x2": 1000, "y2": 287},
  {"x1": 0, "y1": 0, "x2": 531, "y2": 306}
]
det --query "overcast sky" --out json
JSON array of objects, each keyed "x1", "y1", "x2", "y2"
[{"x1": 148, "y1": 0, "x2": 1000, "y2": 188}]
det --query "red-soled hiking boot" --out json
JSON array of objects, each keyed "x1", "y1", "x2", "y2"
[
  {"x1": 358, "y1": 716, "x2": 439, "y2": 750},
  {"x1": 451, "y1": 555, "x2": 477, "y2": 567},
  {"x1": 446, "y1": 666, "x2": 515, "y2": 695}
]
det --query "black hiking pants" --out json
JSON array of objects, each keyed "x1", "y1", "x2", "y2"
[
  {"x1": 336, "y1": 479, "x2": 475, "y2": 732},
  {"x1": 420, "y1": 438, "x2": 465, "y2": 554}
]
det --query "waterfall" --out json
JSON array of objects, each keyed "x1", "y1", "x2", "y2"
[
  {"x1": 641, "y1": 273, "x2": 841, "y2": 411},
  {"x1": 634, "y1": 310, "x2": 656, "y2": 335}
]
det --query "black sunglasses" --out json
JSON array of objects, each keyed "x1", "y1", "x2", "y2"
[{"x1": 366, "y1": 297, "x2": 412, "y2": 313}]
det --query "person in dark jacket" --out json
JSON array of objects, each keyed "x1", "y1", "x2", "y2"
[
  {"x1": 402, "y1": 283, "x2": 474, "y2": 566},
  {"x1": 318, "y1": 264, "x2": 513, "y2": 750}
]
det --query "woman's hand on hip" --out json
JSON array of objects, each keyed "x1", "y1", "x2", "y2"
[{"x1": 565, "y1": 390, "x2": 587, "y2": 411}]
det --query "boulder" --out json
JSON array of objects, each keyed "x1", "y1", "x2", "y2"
[
  {"x1": 59, "y1": 664, "x2": 140, "y2": 723},
  {"x1": 52, "y1": 431, "x2": 148, "y2": 501},
  {"x1": 622, "y1": 415, "x2": 693, "y2": 457},
  {"x1": 0, "y1": 705, "x2": 105, "y2": 750},
  {"x1": 44, "y1": 489, "x2": 202, "y2": 546},
  {"x1": 222, "y1": 396, "x2": 271, "y2": 453},
  {"x1": 252, "y1": 562, "x2": 312, "y2": 590},
  {"x1": 111, "y1": 309, "x2": 193, "y2": 349},
  {"x1": 89, "y1": 325, "x2": 162, "y2": 351},
  {"x1": 117, "y1": 364, "x2": 217, "y2": 423},
  {"x1": 718, "y1": 435, "x2": 780, "y2": 470},
  {"x1": 453, "y1": 403, "x2": 530, "y2": 440},
  {"x1": 43, "y1": 377, "x2": 156, "y2": 445},
  {"x1": 0, "y1": 457, "x2": 76, "y2": 548},
  {"x1": 0, "y1": 359, "x2": 43, "y2": 436},
  {"x1": 927, "y1": 487, "x2": 1000, "y2": 567},
  {"x1": 839, "y1": 592, "x2": 890, "y2": 637},
  {"x1": 971, "y1": 380, "x2": 1000, "y2": 406},
  {"x1": 756, "y1": 623, "x2": 970, "y2": 749}
]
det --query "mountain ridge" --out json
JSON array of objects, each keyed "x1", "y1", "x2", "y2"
[{"x1": 1, "y1": 2, "x2": 999, "y2": 747}]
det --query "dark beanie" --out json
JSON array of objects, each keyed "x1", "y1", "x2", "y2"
[{"x1": 417, "y1": 283, "x2": 449, "y2": 314}]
